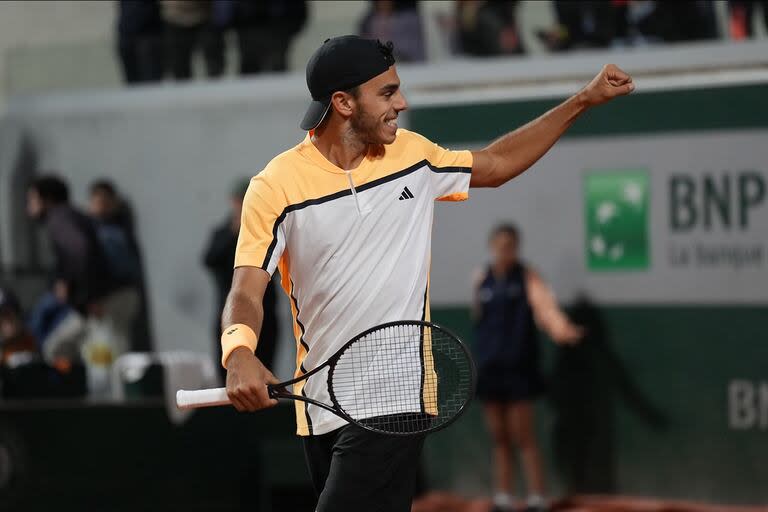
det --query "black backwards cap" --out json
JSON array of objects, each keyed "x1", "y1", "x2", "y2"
[{"x1": 300, "y1": 36, "x2": 396, "y2": 131}]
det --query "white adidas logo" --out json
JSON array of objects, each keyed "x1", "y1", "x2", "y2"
[{"x1": 398, "y1": 186, "x2": 414, "y2": 200}]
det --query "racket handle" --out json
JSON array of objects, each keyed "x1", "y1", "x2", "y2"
[
  {"x1": 267, "y1": 384, "x2": 288, "y2": 399},
  {"x1": 176, "y1": 387, "x2": 231, "y2": 409}
]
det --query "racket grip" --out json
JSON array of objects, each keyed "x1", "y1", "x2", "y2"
[
  {"x1": 176, "y1": 387, "x2": 231, "y2": 409},
  {"x1": 267, "y1": 384, "x2": 287, "y2": 399}
]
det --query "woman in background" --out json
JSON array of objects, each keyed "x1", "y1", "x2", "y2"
[{"x1": 473, "y1": 223, "x2": 582, "y2": 512}]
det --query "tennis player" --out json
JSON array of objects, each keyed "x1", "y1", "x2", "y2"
[{"x1": 219, "y1": 36, "x2": 633, "y2": 512}]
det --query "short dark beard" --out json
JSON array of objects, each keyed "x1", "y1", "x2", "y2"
[
  {"x1": 339, "y1": 120, "x2": 364, "y2": 155},
  {"x1": 349, "y1": 106, "x2": 383, "y2": 146}
]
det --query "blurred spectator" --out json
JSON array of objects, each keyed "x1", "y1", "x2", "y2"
[
  {"x1": 89, "y1": 179, "x2": 150, "y2": 352},
  {"x1": 231, "y1": 0, "x2": 307, "y2": 75},
  {"x1": 89, "y1": 180, "x2": 142, "y2": 289},
  {"x1": 161, "y1": 0, "x2": 225, "y2": 80},
  {"x1": 642, "y1": 1, "x2": 719, "y2": 42},
  {"x1": 538, "y1": 1, "x2": 719, "y2": 52},
  {"x1": 359, "y1": 1, "x2": 426, "y2": 62},
  {"x1": 536, "y1": 1, "x2": 624, "y2": 52},
  {"x1": 455, "y1": 1, "x2": 525, "y2": 57},
  {"x1": 472, "y1": 224, "x2": 582, "y2": 512},
  {"x1": 26, "y1": 175, "x2": 141, "y2": 369},
  {"x1": 0, "y1": 286, "x2": 87, "y2": 398},
  {"x1": 0, "y1": 288, "x2": 38, "y2": 367},
  {"x1": 729, "y1": 0, "x2": 768, "y2": 39},
  {"x1": 26, "y1": 175, "x2": 116, "y2": 363},
  {"x1": 203, "y1": 179, "x2": 278, "y2": 382},
  {"x1": 116, "y1": 0, "x2": 165, "y2": 84}
]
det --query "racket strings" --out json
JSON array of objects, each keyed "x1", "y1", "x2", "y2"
[{"x1": 330, "y1": 322, "x2": 473, "y2": 435}]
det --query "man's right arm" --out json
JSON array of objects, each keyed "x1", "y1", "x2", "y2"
[
  {"x1": 470, "y1": 65, "x2": 634, "y2": 188},
  {"x1": 221, "y1": 266, "x2": 280, "y2": 412}
]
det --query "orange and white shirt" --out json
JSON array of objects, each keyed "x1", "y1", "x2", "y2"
[{"x1": 235, "y1": 128, "x2": 473, "y2": 435}]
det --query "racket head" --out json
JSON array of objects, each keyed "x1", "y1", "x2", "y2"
[{"x1": 327, "y1": 320, "x2": 476, "y2": 436}]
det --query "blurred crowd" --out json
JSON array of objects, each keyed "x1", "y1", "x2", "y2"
[
  {"x1": 117, "y1": 0, "x2": 308, "y2": 83},
  {"x1": 117, "y1": 0, "x2": 768, "y2": 84},
  {"x1": 0, "y1": 177, "x2": 148, "y2": 399},
  {"x1": 0, "y1": 174, "x2": 277, "y2": 401}
]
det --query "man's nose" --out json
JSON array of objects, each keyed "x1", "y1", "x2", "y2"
[{"x1": 395, "y1": 92, "x2": 408, "y2": 112}]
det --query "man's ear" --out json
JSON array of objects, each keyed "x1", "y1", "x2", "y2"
[{"x1": 330, "y1": 91, "x2": 355, "y2": 120}]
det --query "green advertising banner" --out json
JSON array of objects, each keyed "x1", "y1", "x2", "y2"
[{"x1": 584, "y1": 170, "x2": 650, "y2": 271}]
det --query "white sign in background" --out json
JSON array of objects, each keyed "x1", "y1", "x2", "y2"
[{"x1": 429, "y1": 130, "x2": 768, "y2": 305}]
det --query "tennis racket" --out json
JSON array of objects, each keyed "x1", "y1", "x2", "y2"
[{"x1": 177, "y1": 320, "x2": 475, "y2": 435}]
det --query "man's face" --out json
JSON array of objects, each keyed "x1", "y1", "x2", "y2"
[
  {"x1": 27, "y1": 189, "x2": 44, "y2": 219},
  {"x1": 349, "y1": 66, "x2": 408, "y2": 145}
]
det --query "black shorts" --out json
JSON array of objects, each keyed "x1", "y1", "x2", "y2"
[
  {"x1": 302, "y1": 424, "x2": 425, "y2": 512},
  {"x1": 476, "y1": 366, "x2": 544, "y2": 403}
]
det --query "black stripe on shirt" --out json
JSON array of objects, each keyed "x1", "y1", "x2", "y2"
[
  {"x1": 427, "y1": 164, "x2": 472, "y2": 174},
  {"x1": 289, "y1": 278, "x2": 313, "y2": 434},
  {"x1": 418, "y1": 279, "x2": 429, "y2": 413},
  {"x1": 259, "y1": 159, "x2": 471, "y2": 270}
]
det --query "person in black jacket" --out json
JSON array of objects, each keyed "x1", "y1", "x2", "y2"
[
  {"x1": 203, "y1": 179, "x2": 278, "y2": 382},
  {"x1": 88, "y1": 179, "x2": 153, "y2": 352},
  {"x1": 231, "y1": 0, "x2": 307, "y2": 74},
  {"x1": 26, "y1": 175, "x2": 119, "y2": 362},
  {"x1": 116, "y1": 0, "x2": 165, "y2": 83},
  {"x1": 27, "y1": 176, "x2": 116, "y2": 314},
  {"x1": 455, "y1": 0, "x2": 526, "y2": 57}
]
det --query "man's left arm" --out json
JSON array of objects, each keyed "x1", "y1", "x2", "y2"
[{"x1": 470, "y1": 64, "x2": 634, "y2": 188}]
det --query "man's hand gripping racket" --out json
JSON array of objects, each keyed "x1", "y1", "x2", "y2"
[{"x1": 177, "y1": 320, "x2": 476, "y2": 435}]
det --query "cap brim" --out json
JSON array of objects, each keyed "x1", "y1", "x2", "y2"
[{"x1": 300, "y1": 99, "x2": 331, "y2": 131}]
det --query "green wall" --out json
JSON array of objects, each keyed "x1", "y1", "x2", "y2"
[
  {"x1": 409, "y1": 84, "x2": 768, "y2": 143},
  {"x1": 427, "y1": 306, "x2": 768, "y2": 504}
]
